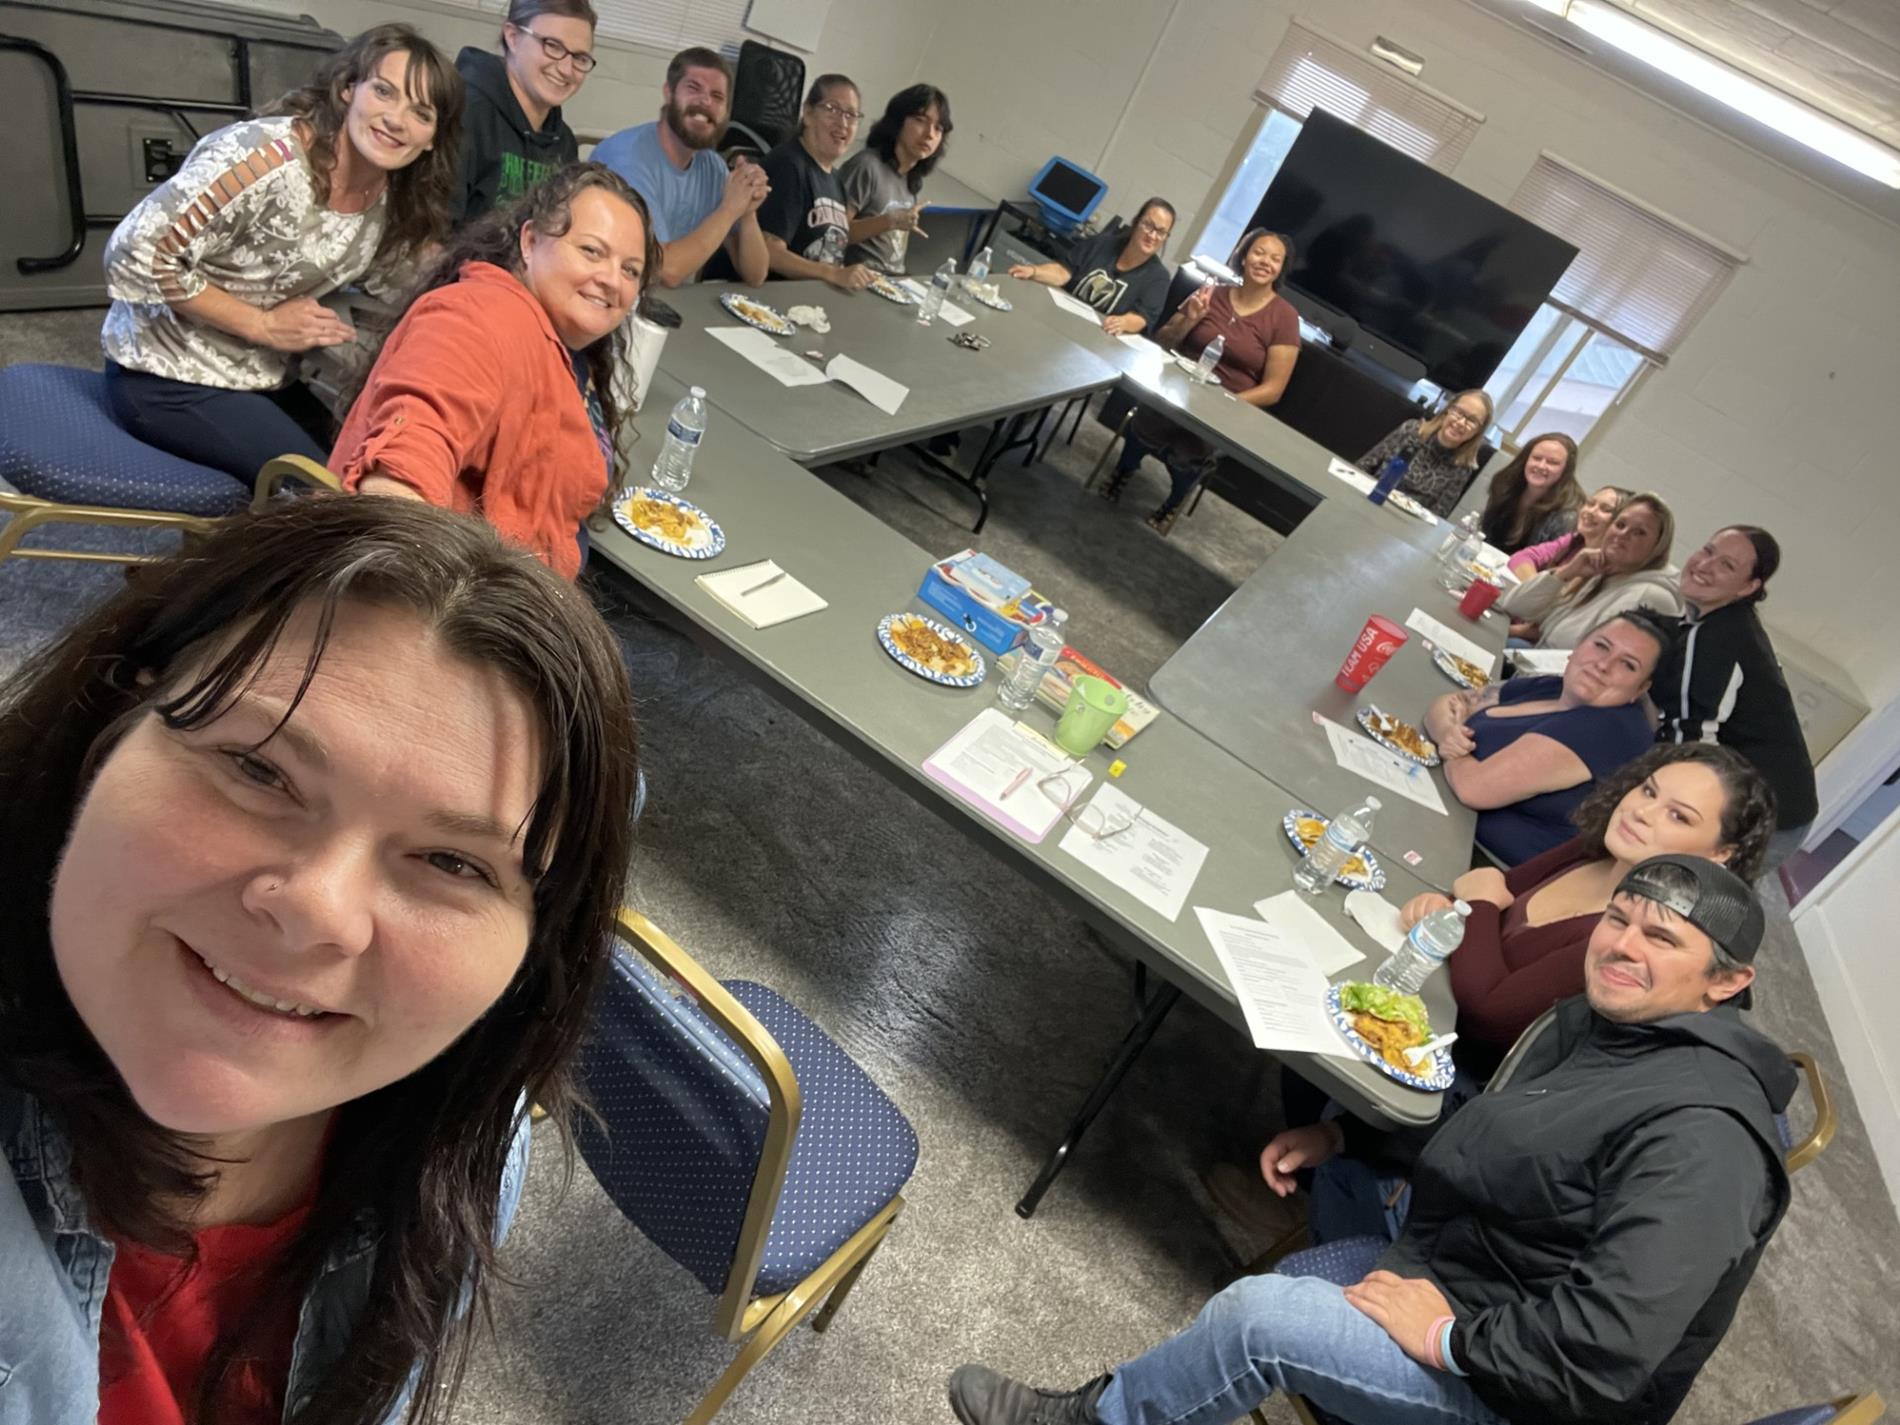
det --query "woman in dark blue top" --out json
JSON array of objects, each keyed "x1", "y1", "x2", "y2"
[{"x1": 1423, "y1": 612, "x2": 1666, "y2": 865}]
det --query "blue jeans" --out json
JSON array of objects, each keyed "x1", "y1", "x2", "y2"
[{"x1": 1095, "y1": 1272, "x2": 1506, "y2": 1425}]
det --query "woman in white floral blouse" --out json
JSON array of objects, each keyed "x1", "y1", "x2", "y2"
[{"x1": 100, "y1": 25, "x2": 462, "y2": 482}]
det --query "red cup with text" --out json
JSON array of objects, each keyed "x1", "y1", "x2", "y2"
[
  {"x1": 1459, "y1": 578, "x2": 1503, "y2": 621},
  {"x1": 1335, "y1": 615, "x2": 1408, "y2": 693}
]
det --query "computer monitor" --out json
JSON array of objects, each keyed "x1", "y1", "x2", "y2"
[{"x1": 1028, "y1": 157, "x2": 1107, "y2": 234}]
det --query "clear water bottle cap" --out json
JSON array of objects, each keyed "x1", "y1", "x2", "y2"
[
  {"x1": 689, "y1": 386, "x2": 706, "y2": 398},
  {"x1": 1365, "y1": 796, "x2": 1382, "y2": 809},
  {"x1": 1452, "y1": 899, "x2": 1472, "y2": 916}
]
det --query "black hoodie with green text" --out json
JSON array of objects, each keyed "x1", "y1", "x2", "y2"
[{"x1": 453, "y1": 46, "x2": 579, "y2": 225}]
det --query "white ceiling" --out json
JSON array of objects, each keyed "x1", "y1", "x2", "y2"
[{"x1": 1464, "y1": 0, "x2": 1900, "y2": 223}]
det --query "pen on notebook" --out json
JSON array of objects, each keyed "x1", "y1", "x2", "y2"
[
  {"x1": 999, "y1": 767, "x2": 1032, "y2": 801},
  {"x1": 740, "y1": 568, "x2": 787, "y2": 598}
]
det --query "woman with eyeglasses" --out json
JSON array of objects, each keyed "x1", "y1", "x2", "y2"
[
  {"x1": 453, "y1": 0, "x2": 595, "y2": 224},
  {"x1": 1355, "y1": 389, "x2": 1495, "y2": 518},
  {"x1": 1007, "y1": 198, "x2": 1176, "y2": 336},
  {"x1": 756, "y1": 74, "x2": 877, "y2": 291}
]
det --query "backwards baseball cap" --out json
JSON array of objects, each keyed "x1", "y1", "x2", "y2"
[{"x1": 1616, "y1": 853, "x2": 1766, "y2": 969}]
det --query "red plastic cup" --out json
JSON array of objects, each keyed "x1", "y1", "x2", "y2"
[
  {"x1": 1335, "y1": 615, "x2": 1409, "y2": 692},
  {"x1": 1459, "y1": 578, "x2": 1503, "y2": 621}
]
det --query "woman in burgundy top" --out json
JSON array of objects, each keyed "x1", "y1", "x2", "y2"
[
  {"x1": 1101, "y1": 228, "x2": 1302, "y2": 534},
  {"x1": 1400, "y1": 742, "x2": 1776, "y2": 1077}
]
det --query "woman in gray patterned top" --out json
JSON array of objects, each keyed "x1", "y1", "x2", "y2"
[
  {"x1": 100, "y1": 25, "x2": 462, "y2": 482},
  {"x1": 1355, "y1": 388, "x2": 1494, "y2": 518}
]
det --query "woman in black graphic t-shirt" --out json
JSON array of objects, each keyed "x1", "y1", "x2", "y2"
[
  {"x1": 1007, "y1": 198, "x2": 1175, "y2": 335},
  {"x1": 755, "y1": 74, "x2": 876, "y2": 292}
]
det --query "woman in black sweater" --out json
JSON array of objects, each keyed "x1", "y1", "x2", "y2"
[{"x1": 1651, "y1": 525, "x2": 1817, "y2": 871}]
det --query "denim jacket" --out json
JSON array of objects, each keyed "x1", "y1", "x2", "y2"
[{"x1": 0, "y1": 1086, "x2": 533, "y2": 1425}]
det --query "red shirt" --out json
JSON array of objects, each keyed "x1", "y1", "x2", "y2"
[
  {"x1": 332, "y1": 259, "x2": 609, "y2": 581},
  {"x1": 99, "y1": 1199, "x2": 313, "y2": 1425},
  {"x1": 1181, "y1": 286, "x2": 1301, "y2": 395}
]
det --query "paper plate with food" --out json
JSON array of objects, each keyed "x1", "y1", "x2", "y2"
[
  {"x1": 1356, "y1": 707, "x2": 1440, "y2": 767},
  {"x1": 1281, "y1": 809, "x2": 1386, "y2": 891},
  {"x1": 612, "y1": 488, "x2": 726, "y2": 560},
  {"x1": 963, "y1": 281, "x2": 1013, "y2": 312},
  {"x1": 1384, "y1": 490, "x2": 1435, "y2": 522},
  {"x1": 719, "y1": 291, "x2": 796, "y2": 336},
  {"x1": 1431, "y1": 648, "x2": 1492, "y2": 690},
  {"x1": 866, "y1": 272, "x2": 916, "y2": 305},
  {"x1": 1327, "y1": 982, "x2": 1454, "y2": 1091},
  {"x1": 877, "y1": 612, "x2": 986, "y2": 688}
]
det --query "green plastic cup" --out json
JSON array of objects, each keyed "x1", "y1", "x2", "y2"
[{"x1": 1055, "y1": 674, "x2": 1129, "y2": 756}]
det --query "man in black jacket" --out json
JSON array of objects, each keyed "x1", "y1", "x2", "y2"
[{"x1": 949, "y1": 855, "x2": 1796, "y2": 1425}]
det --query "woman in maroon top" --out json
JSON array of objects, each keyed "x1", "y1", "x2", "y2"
[
  {"x1": 1400, "y1": 742, "x2": 1775, "y2": 1078},
  {"x1": 1101, "y1": 228, "x2": 1302, "y2": 534}
]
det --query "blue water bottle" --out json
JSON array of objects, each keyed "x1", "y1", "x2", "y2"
[{"x1": 1368, "y1": 455, "x2": 1409, "y2": 506}]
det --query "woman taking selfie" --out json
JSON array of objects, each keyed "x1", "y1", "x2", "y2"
[
  {"x1": 1476, "y1": 432, "x2": 1581, "y2": 555},
  {"x1": 101, "y1": 25, "x2": 461, "y2": 483},
  {"x1": 0, "y1": 497, "x2": 639, "y2": 1424}
]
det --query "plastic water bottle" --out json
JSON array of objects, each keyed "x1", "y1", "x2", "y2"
[
  {"x1": 1374, "y1": 900, "x2": 1471, "y2": 994},
  {"x1": 1368, "y1": 455, "x2": 1409, "y2": 506},
  {"x1": 648, "y1": 386, "x2": 707, "y2": 494},
  {"x1": 967, "y1": 245, "x2": 992, "y2": 285},
  {"x1": 1193, "y1": 333, "x2": 1225, "y2": 383},
  {"x1": 996, "y1": 608, "x2": 1068, "y2": 712},
  {"x1": 1436, "y1": 510, "x2": 1482, "y2": 564},
  {"x1": 918, "y1": 257, "x2": 957, "y2": 324},
  {"x1": 1439, "y1": 523, "x2": 1485, "y2": 591},
  {"x1": 1292, "y1": 796, "x2": 1381, "y2": 896}
]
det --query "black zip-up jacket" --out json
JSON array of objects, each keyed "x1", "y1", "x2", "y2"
[
  {"x1": 1651, "y1": 600, "x2": 1818, "y2": 828},
  {"x1": 453, "y1": 48, "x2": 579, "y2": 225},
  {"x1": 1372, "y1": 996, "x2": 1795, "y2": 1424}
]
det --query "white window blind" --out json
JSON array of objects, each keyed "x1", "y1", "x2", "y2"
[
  {"x1": 1510, "y1": 153, "x2": 1745, "y2": 362},
  {"x1": 433, "y1": 0, "x2": 749, "y2": 55},
  {"x1": 1252, "y1": 21, "x2": 1483, "y2": 174}
]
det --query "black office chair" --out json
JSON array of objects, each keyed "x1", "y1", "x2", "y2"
[{"x1": 721, "y1": 41, "x2": 805, "y2": 163}]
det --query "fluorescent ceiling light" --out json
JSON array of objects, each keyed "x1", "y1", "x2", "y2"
[{"x1": 1537, "y1": 0, "x2": 1900, "y2": 187}]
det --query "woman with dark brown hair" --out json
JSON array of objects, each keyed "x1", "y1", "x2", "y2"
[
  {"x1": 1476, "y1": 432, "x2": 1581, "y2": 554},
  {"x1": 101, "y1": 24, "x2": 462, "y2": 483},
  {"x1": 333, "y1": 162, "x2": 660, "y2": 580},
  {"x1": 0, "y1": 496, "x2": 639, "y2": 1425},
  {"x1": 453, "y1": 0, "x2": 597, "y2": 224}
]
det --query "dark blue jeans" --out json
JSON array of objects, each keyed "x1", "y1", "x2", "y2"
[{"x1": 105, "y1": 361, "x2": 331, "y2": 482}]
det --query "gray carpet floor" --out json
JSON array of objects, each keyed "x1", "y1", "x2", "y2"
[{"x1": 3, "y1": 311, "x2": 1895, "y2": 1422}]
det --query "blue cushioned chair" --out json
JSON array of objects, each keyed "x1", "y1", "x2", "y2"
[
  {"x1": 0, "y1": 364, "x2": 337, "y2": 567},
  {"x1": 573, "y1": 910, "x2": 918, "y2": 1423}
]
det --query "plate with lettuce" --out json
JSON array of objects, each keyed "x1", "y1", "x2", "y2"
[{"x1": 1327, "y1": 982, "x2": 1454, "y2": 1091}]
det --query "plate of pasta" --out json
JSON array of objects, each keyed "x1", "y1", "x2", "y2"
[
  {"x1": 719, "y1": 291, "x2": 796, "y2": 336},
  {"x1": 876, "y1": 613, "x2": 986, "y2": 687},
  {"x1": 612, "y1": 489, "x2": 726, "y2": 559}
]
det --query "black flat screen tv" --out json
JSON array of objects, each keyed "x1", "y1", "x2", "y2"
[{"x1": 1251, "y1": 109, "x2": 1578, "y2": 392}]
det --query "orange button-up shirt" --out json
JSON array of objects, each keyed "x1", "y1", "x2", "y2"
[{"x1": 332, "y1": 260, "x2": 608, "y2": 580}]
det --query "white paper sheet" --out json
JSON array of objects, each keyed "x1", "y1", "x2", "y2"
[
  {"x1": 1047, "y1": 287, "x2": 1105, "y2": 325},
  {"x1": 1511, "y1": 648, "x2": 1572, "y2": 676},
  {"x1": 1343, "y1": 889, "x2": 1407, "y2": 953},
  {"x1": 922, "y1": 709, "x2": 1078, "y2": 842},
  {"x1": 1405, "y1": 608, "x2": 1497, "y2": 676},
  {"x1": 1326, "y1": 457, "x2": 1377, "y2": 495},
  {"x1": 938, "y1": 300, "x2": 975, "y2": 327},
  {"x1": 1194, "y1": 907, "x2": 1353, "y2": 1058},
  {"x1": 1317, "y1": 714, "x2": 1449, "y2": 815},
  {"x1": 1246, "y1": 891, "x2": 1368, "y2": 976},
  {"x1": 706, "y1": 324, "x2": 830, "y2": 387},
  {"x1": 824, "y1": 353, "x2": 909, "y2": 415},
  {"x1": 694, "y1": 560, "x2": 828, "y2": 628},
  {"x1": 1058, "y1": 783, "x2": 1207, "y2": 922}
]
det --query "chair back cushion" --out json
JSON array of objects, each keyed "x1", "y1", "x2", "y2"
[
  {"x1": 0, "y1": 364, "x2": 247, "y2": 516},
  {"x1": 573, "y1": 948, "x2": 772, "y2": 1294},
  {"x1": 731, "y1": 41, "x2": 806, "y2": 152}
]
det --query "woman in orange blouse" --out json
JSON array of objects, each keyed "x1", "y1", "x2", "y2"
[{"x1": 333, "y1": 162, "x2": 658, "y2": 578}]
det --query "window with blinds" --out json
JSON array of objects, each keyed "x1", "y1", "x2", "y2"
[
  {"x1": 1251, "y1": 21, "x2": 1483, "y2": 174},
  {"x1": 1509, "y1": 154, "x2": 1745, "y2": 361},
  {"x1": 433, "y1": 0, "x2": 749, "y2": 54}
]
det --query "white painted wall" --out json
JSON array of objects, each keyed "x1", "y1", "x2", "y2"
[
  {"x1": 915, "y1": 0, "x2": 1900, "y2": 723},
  {"x1": 1794, "y1": 809, "x2": 1900, "y2": 1209}
]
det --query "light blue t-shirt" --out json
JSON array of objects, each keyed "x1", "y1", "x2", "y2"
[{"x1": 591, "y1": 121, "x2": 728, "y2": 245}]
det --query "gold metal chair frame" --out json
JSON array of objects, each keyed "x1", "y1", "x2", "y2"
[
  {"x1": 1262, "y1": 1051, "x2": 1841, "y2": 1425},
  {"x1": 0, "y1": 452, "x2": 340, "y2": 568},
  {"x1": 611, "y1": 910, "x2": 906, "y2": 1424}
]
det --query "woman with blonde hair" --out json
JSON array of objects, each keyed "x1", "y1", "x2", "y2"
[
  {"x1": 1355, "y1": 388, "x2": 1495, "y2": 518},
  {"x1": 1499, "y1": 491, "x2": 1683, "y2": 649},
  {"x1": 1508, "y1": 482, "x2": 1630, "y2": 580},
  {"x1": 1477, "y1": 432, "x2": 1581, "y2": 554}
]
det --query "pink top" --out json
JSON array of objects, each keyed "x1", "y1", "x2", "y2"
[{"x1": 1510, "y1": 530, "x2": 1583, "y2": 574}]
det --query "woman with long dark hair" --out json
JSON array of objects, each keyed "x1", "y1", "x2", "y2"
[
  {"x1": 0, "y1": 496, "x2": 638, "y2": 1425},
  {"x1": 1476, "y1": 432, "x2": 1581, "y2": 554},
  {"x1": 332, "y1": 162, "x2": 659, "y2": 580},
  {"x1": 841, "y1": 83, "x2": 953, "y2": 275},
  {"x1": 101, "y1": 24, "x2": 462, "y2": 482}
]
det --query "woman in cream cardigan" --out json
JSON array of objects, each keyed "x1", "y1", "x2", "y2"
[{"x1": 1498, "y1": 491, "x2": 1683, "y2": 648}]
